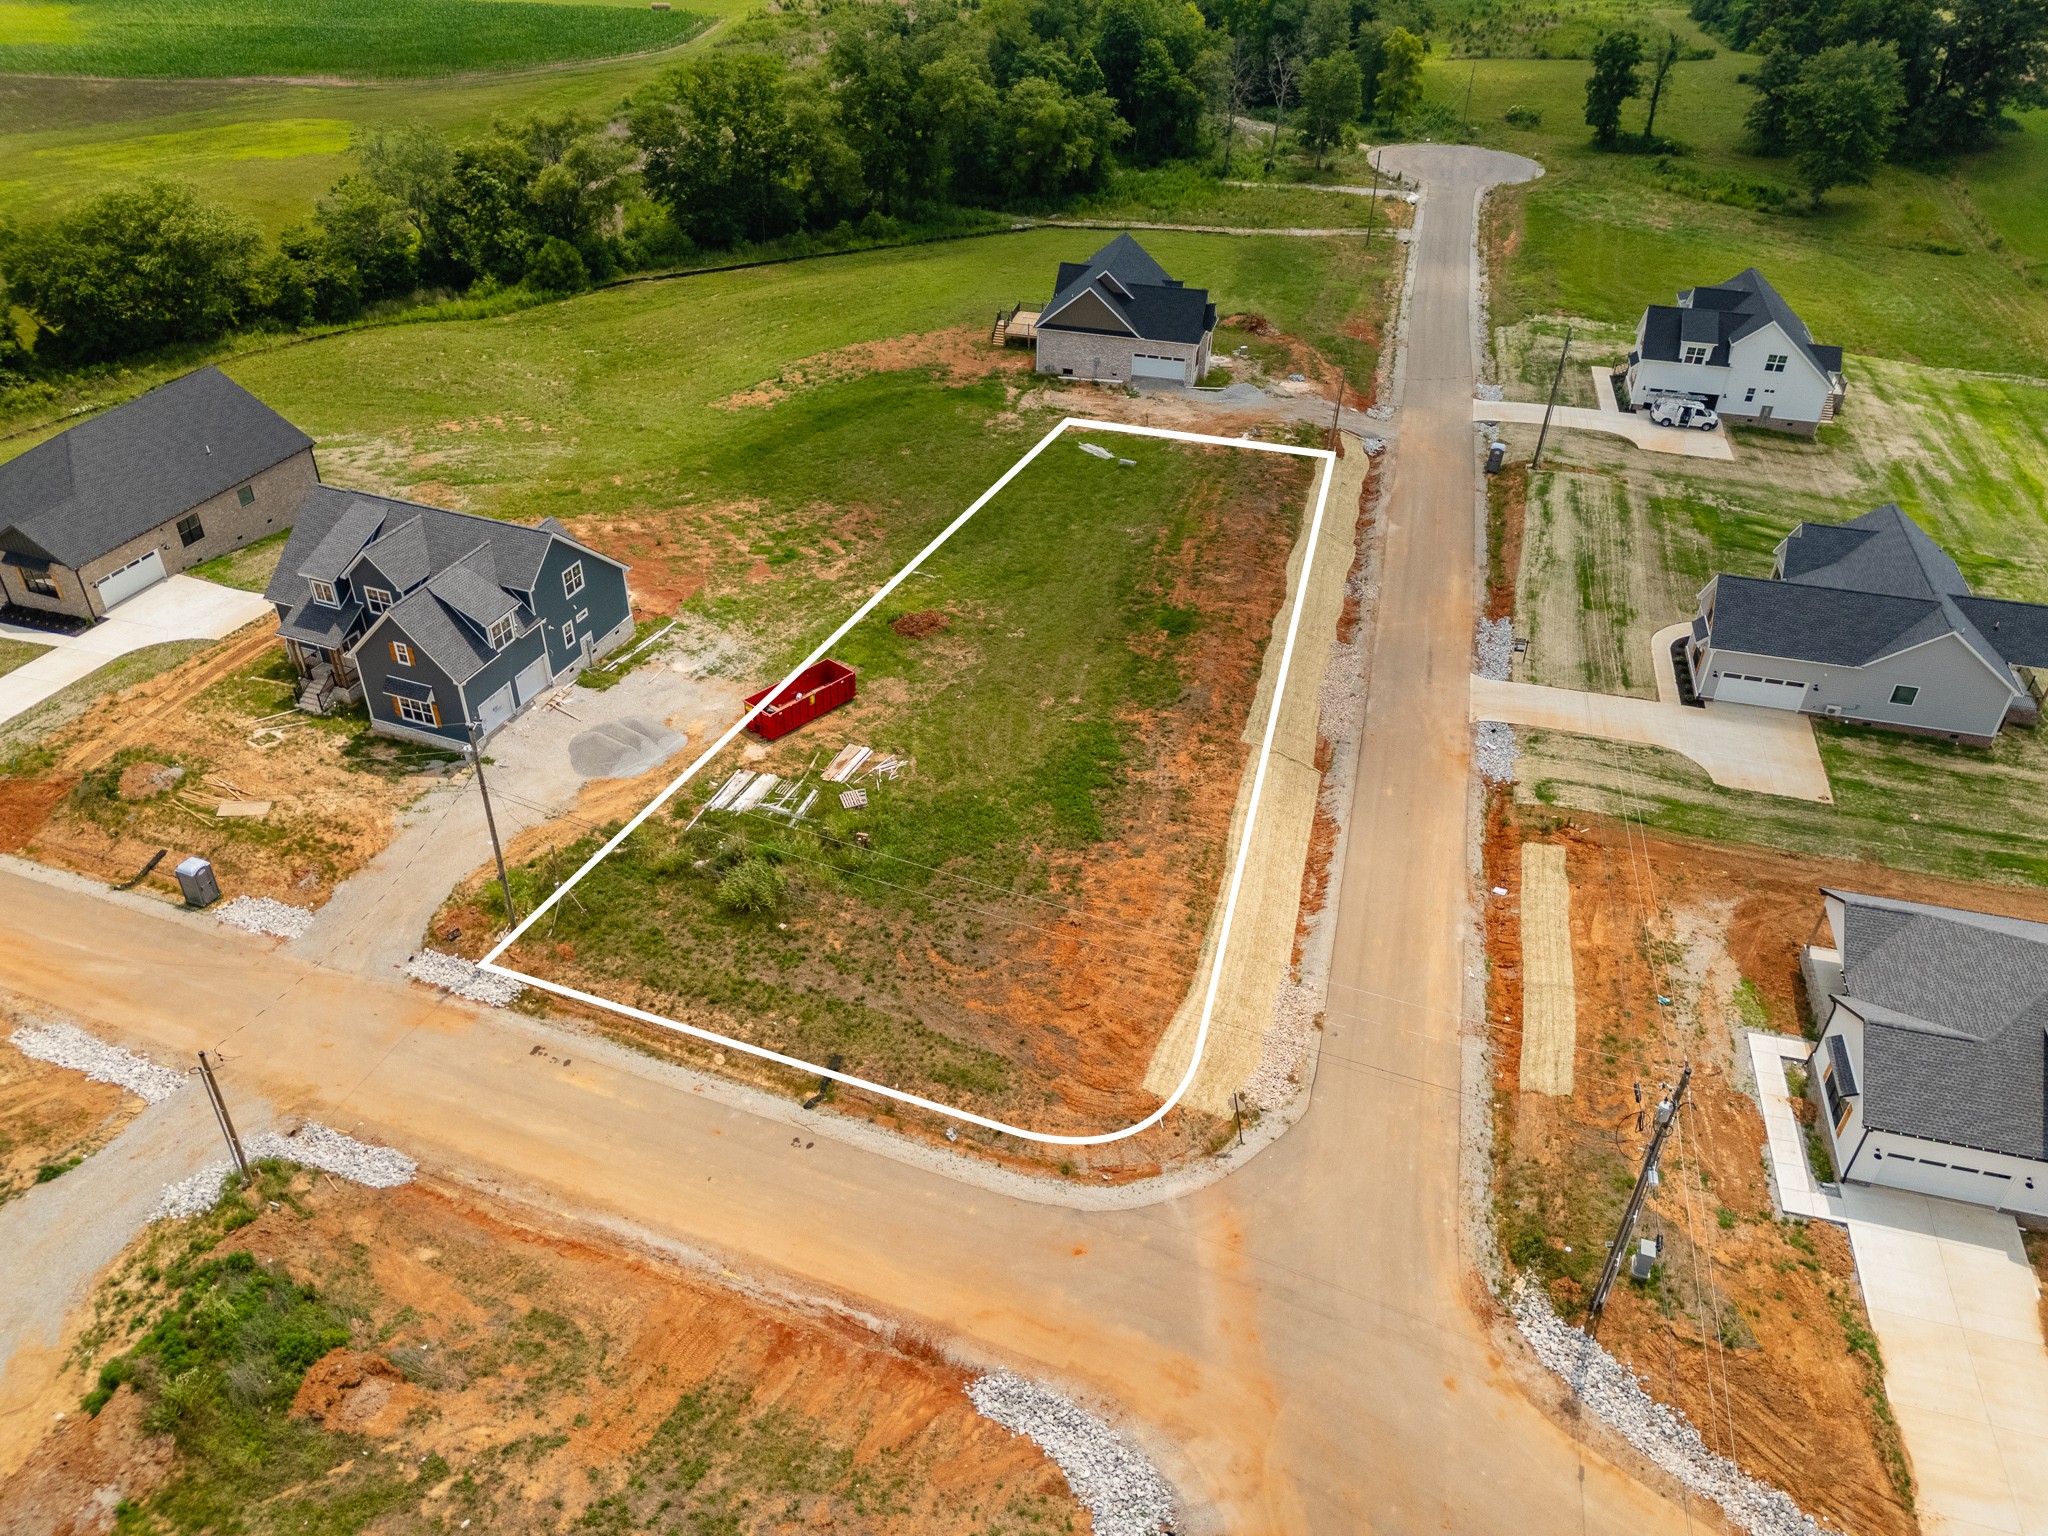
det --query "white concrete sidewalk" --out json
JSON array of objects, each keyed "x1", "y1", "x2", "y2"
[
  {"x1": 0, "y1": 577, "x2": 273, "y2": 727},
  {"x1": 1745, "y1": 1030, "x2": 1845, "y2": 1222},
  {"x1": 1841, "y1": 1185, "x2": 2048, "y2": 1536},
  {"x1": 1470, "y1": 674, "x2": 1833, "y2": 800},
  {"x1": 1475, "y1": 397, "x2": 1736, "y2": 460}
]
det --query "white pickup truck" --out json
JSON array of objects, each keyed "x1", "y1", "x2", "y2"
[{"x1": 1646, "y1": 398, "x2": 1721, "y2": 431}]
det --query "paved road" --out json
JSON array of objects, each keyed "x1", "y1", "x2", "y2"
[{"x1": 0, "y1": 146, "x2": 1700, "y2": 1532}]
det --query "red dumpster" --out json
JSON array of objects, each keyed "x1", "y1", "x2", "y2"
[{"x1": 744, "y1": 659, "x2": 857, "y2": 741}]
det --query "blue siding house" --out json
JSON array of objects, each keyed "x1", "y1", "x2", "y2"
[{"x1": 265, "y1": 487, "x2": 631, "y2": 746}]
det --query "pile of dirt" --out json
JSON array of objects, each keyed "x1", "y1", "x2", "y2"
[
  {"x1": 1481, "y1": 801, "x2": 2048, "y2": 1536},
  {"x1": 890, "y1": 609, "x2": 951, "y2": 639},
  {"x1": 0, "y1": 1386, "x2": 173, "y2": 1536},
  {"x1": 289, "y1": 1350, "x2": 418, "y2": 1438},
  {"x1": 112, "y1": 762, "x2": 181, "y2": 801}
]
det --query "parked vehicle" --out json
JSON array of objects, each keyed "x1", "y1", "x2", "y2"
[{"x1": 1647, "y1": 398, "x2": 1721, "y2": 431}]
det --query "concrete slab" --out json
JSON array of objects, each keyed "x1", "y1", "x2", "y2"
[
  {"x1": 1474, "y1": 397, "x2": 1736, "y2": 460},
  {"x1": 1591, "y1": 366, "x2": 1622, "y2": 415},
  {"x1": 1746, "y1": 1030, "x2": 1846, "y2": 1222},
  {"x1": 0, "y1": 576, "x2": 274, "y2": 727},
  {"x1": 1470, "y1": 674, "x2": 1833, "y2": 801},
  {"x1": 1648, "y1": 620, "x2": 1692, "y2": 707},
  {"x1": 1841, "y1": 1183, "x2": 2048, "y2": 1536}
]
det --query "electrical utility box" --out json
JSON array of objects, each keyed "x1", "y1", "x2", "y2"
[{"x1": 174, "y1": 856, "x2": 221, "y2": 908}]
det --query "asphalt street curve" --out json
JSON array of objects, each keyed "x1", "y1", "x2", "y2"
[{"x1": 0, "y1": 146, "x2": 1702, "y2": 1533}]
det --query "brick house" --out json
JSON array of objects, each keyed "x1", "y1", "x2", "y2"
[{"x1": 1033, "y1": 234, "x2": 1216, "y2": 387}]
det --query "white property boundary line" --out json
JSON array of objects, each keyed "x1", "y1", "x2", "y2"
[{"x1": 481, "y1": 417, "x2": 1338, "y2": 1146}]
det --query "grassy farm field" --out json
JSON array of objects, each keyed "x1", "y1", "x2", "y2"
[
  {"x1": 1440, "y1": 10, "x2": 2048, "y2": 375},
  {"x1": 490, "y1": 431, "x2": 1316, "y2": 1148},
  {"x1": 0, "y1": 0, "x2": 708, "y2": 79}
]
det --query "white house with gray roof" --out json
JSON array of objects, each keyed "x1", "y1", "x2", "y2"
[
  {"x1": 0, "y1": 367, "x2": 317, "y2": 626},
  {"x1": 1687, "y1": 504, "x2": 2048, "y2": 744},
  {"x1": 1804, "y1": 890, "x2": 2048, "y2": 1219},
  {"x1": 1033, "y1": 234, "x2": 1216, "y2": 387},
  {"x1": 1625, "y1": 268, "x2": 1845, "y2": 434},
  {"x1": 266, "y1": 486, "x2": 631, "y2": 744}
]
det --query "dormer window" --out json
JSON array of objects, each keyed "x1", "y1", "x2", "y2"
[
  {"x1": 310, "y1": 579, "x2": 337, "y2": 607},
  {"x1": 488, "y1": 613, "x2": 516, "y2": 651},
  {"x1": 364, "y1": 585, "x2": 394, "y2": 614},
  {"x1": 1682, "y1": 343, "x2": 1711, "y2": 365}
]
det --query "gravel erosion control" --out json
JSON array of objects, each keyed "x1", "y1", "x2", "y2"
[
  {"x1": 967, "y1": 1371, "x2": 1176, "y2": 1536},
  {"x1": 9, "y1": 1021, "x2": 186, "y2": 1102},
  {"x1": 214, "y1": 895, "x2": 315, "y2": 940},
  {"x1": 405, "y1": 948, "x2": 525, "y2": 1007},
  {"x1": 1473, "y1": 720, "x2": 1517, "y2": 783},
  {"x1": 151, "y1": 1121, "x2": 417, "y2": 1221},
  {"x1": 1511, "y1": 1283, "x2": 1830, "y2": 1536}
]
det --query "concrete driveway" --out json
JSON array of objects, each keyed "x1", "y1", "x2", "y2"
[
  {"x1": 1470, "y1": 674, "x2": 1834, "y2": 799},
  {"x1": 0, "y1": 576, "x2": 275, "y2": 727},
  {"x1": 1841, "y1": 1186, "x2": 2048, "y2": 1536},
  {"x1": 1475, "y1": 398, "x2": 1736, "y2": 460}
]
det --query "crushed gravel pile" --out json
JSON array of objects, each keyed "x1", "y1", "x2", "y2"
[
  {"x1": 1476, "y1": 382, "x2": 1506, "y2": 402},
  {"x1": 9, "y1": 1021, "x2": 185, "y2": 1103},
  {"x1": 1512, "y1": 1284, "x2": 1827, "y2": 1536},
  {"x1": 151, "y1": 1121, "x2": 417, "y2": 1222},
  {"x1": 215, "y1": 896, "x2": 315, "y2": 940},
  {"x1": 1240, "y1": 979, "x2": 1320, "y2": 1112},
  {"x1": 967, "y1": 1371, "x2": 1175, "y2": 1536},
  {"x1": 1474, "y1": 721, "x2": 1517, "y2": 783},
  {"x1": 1476, "y1": 615, "x2": 1514, "y2": 680},
  {"x1": 404, "y1": 949, "x2": 524, "y2": 1007}
]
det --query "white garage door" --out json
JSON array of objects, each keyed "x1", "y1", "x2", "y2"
[
  {"x1": 1131, "y1": 353, "x2": 1184, "y2": 381},
  {"x1": 95, "y1": 549, "x2": 167, "y2": 610},
  {"x1": 475, "y1": 681, "x2": 515, "y2": 736},
  {"x1": 1715, "y1": 673, "x2": 1808, "y2": 710},
  {"x1": 513, "y1": 652, "x2": 550, "y2": 707}
]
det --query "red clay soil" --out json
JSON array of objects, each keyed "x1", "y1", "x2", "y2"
[
  {"x1": 1483, "y1": 798, "x2": 2048, "y2": 1535},
  {"x1": 0, "y1": 1384, "x2": 174, "y2": 1536},
  {"x1": 712, "y1": 324, "x2": 1036, "y2": 412},
  {"x1": 890, "y1": 609, "x2": 951, "y2": 639}
]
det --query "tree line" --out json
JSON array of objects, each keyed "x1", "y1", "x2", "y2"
[{"x1": 0, "y1": 0, "x2": 1435, "y2": 374}]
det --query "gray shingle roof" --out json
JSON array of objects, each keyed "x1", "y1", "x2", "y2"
[
  {"x1": 0, "y1": 368, "x2": 311, "y2": 568},
  {"x1": 299, "y1": 500, "x2": 385, "y2": 585},
  {"x1": 381, "y1": 580, "x2": 499, "y2": 685},
  {"x1": 1678, "y1": 268, "x2": 1840, "y2": 380},
  {"x1": 1825, "y1": 889, "x2": 2048, "y2": 1162},
  {"x1": 359, "y1": 516, "x2": 432, "y2": 592},
  {"x1": 1706, "y1": 504, "x2": 2048, "y2": 681},
  {"x1": 426, "y1": 545, "x2": 519, "y2": 632},
  {"x1": 277, "y1": 595, "x2": 362, "y2": 649},
  {"x1": 1040, "y1": 234, "x2": 1214, "y2": 347}
]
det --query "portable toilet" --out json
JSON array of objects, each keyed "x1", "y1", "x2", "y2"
[{"x1": 174, "y1": 856, "x2": 221, "y2": 908}]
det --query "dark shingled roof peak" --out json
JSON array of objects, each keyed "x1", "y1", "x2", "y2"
[{"x1": 1040, "y1": 234, "x2": 1213, "y2": 348}]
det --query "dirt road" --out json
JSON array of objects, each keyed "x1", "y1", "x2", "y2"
[{"x1": 0, "y1": 147, "x2": 1706, "y2": 1531}]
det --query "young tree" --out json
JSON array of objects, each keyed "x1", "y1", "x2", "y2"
[
  {"x1": 352, "y1": 124, "x2": 454, "y2": 246},
  {"x1": 1583, "y1": 29, "x2": 1644, "y2": 145},
  {"x1": 1353, "y1": 20, "x2": 1390, "y2": 117},
  {"x1": 1300, "y1": 0, "x2": 1353, "y2": 59},
  {"x1": 1263, "y1": 43, "x2": 1301, "y2": 172},
  {"x1": 0, "y1": 180, "x2": 263, "y2": 363},
  {"x1": 1300, "y1": 50, "x2": 1362, "y2": 167},
  {"x1": 1742, "y1": 43, "x2": 1804, "y2": 154},
  {"x1": 1641, "y1": 29, "x2": 1681, "y2": 141},
  {"x1": 995, "y1": 75, "x2": 1128, "y2": 197},
  {"x1": 1372, "y1": 26, "x2": 1424, "y2": 127},
  {"x1": 1782, "y1": 41, "x2": 1905, "y2": 206}
]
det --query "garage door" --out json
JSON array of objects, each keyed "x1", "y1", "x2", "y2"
[
  {"x1": 513, "y1": 652, "x2": 550, "y2": 707},
  {"x1": 1715, "y1": 673, "x2": 1807, "y2": 709},
  {"x1": 476, "y1": 681, "x2": 515, "y2": 736},
  {"x1": 95, "y1": 549, "x2": 166, "y2": 610},
  {"x1": 1131, "y1": 354, "x2": 1184, "y2": 381}
]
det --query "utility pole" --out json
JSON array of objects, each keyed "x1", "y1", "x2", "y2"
[
  {"x1": 1363, "y1": 156, "x2": 1382, "y2": 246},
  {"x1": 196, "y1": 1051, "x2": 252, "y2": 1186},
  {"x1": 466, "y1": 718, "x2": 517, "y2": 926},
  {"x1": 1462, "y1": 57, "x2": 1478, "y2": 135},
  {"x1": 1329, "y1": 369, "x2": 1348, "y2": 450},
  {"x1": 1530, "y1": 324, "x2": 1574, "y2": 471},
  {"x1": 1588, "y1": 1061, "x2": 1692, "y2": 1328}
]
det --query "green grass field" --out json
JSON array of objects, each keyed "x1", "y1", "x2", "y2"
[
  {"x1": 0, "y1": 637, "x2": 50, "y2": 680},
  {"x1": 1440, "y1": 9, "x2": 2048, "y2": 375},
  {"x1": 0, "y1": 0, "x2": 708, "y2": 79},
  {"x1": 189, "y1": 528, "x2": 289, "y2": 592}
]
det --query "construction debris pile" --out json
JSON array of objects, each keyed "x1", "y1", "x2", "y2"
[
  {"x1": 1511, "y1": 1283, "x2": 1828, "y2": 1536},
  {"x1": 215, "y1": 895, "x2": 315, "y2": 940},
  {"x1": 966, "y1": 1371, "x2": 1176, "y2": 1536},
  {"x1": 9, "y1": 1021, "x2": 185, "y2": 1103},
  {"x1": 404, "y1": 949, "x2": 525, "y2": 1007},
  {"x1": 151, "y1": 1121, "x2": 418, "y2": 1221},
  {"x1": 692, "y1": 741, "x2": 911, "y2": 832}
]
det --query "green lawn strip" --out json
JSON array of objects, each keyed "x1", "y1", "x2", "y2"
[
  {"x1": 1515, "y1": 722, "x2": 2048, "y2": 887},
  {"x1": 0, "y1": 0, "x2": 708, "y2": 80},
  {"x1": 0, "y1": 636, "x2": 51, "y2": 680},
  {"x1": 1440, "y1": 35, "x2": 2048, "y2": 374},
  {"x1": 188, "y1": 527, "x2": 289, "y2": 592},
  {"x1": 505, "y1": 431, "x2": 1307, "y2": 1111},
  {"x1": 0, "y1": 639, "x2": 206, "y2": 774}
]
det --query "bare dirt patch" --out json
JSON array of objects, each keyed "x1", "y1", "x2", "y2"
[
  {"x1": 0, "y1": 1382, "x2": 174, "y2": 1536},
  {"x1": 1483, "y1": 798, "x2": 2048, "y2": 1534},
  {"x1": 712, "y1": 324, "x2": 1036, "y2": 412},
  {"x1": 890, "y1": 609, "x2": 951, "y2": 639},
  {"x1": 0, "y1": 1035, "x2": 143, "y2": 1209}
]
